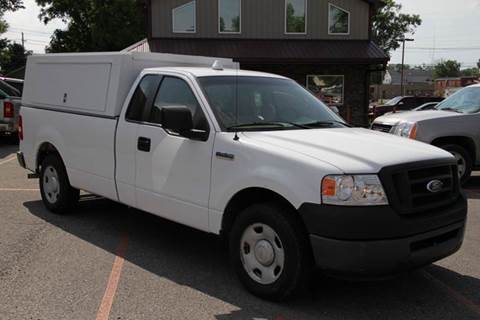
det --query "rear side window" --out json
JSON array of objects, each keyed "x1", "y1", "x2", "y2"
[
  {"x1": 0, "y1": 80, "x2": 21, "y2": 97},
  {"x1": 149, "y1": 76, "x2": 208, "y2": 131},
  {"x1": 126, "y1": 75, "x2": 161, "y2": 122}
]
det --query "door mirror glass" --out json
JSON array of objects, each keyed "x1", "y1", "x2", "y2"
[
  {"x1": 161, "y1": 106, "x2": 209, "y2": 141},
  {"x1": 161, "y1": 106, "x2": 194, "y2": 132}
]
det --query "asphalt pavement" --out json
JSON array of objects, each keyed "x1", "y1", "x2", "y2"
[{"x1": 1, "y1": 139, "x2": 480, "y2": 320}]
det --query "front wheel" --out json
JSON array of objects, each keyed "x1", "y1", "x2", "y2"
[
  {"x1": 39, "y1": 154, "x2": 79, "y2": 214},
  {"x1": 439, "y1": 144, "x2": 472, "y2": 185},
  {"x1": 229, "y1": 203, "x2": 312, "y2": 301}
]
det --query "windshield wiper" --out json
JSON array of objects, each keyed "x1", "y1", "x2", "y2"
[
  {"x1": 302, "y1": 120, "x2": 351, "y2": 128},
  {"x1": 438, "y1": 107, "x2": 462, "y2": 113},
  {"x1": 227, "y1": 121, "x2": 309, "y2": 130}
]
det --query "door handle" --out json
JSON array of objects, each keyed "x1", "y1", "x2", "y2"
[{"x1": 137, "y1": 137, "x2": 151, "y2": 152}]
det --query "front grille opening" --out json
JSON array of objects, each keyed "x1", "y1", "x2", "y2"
[
  {"x1": 372, "y1": 124, "x2": 392, "y2": 133},
  {"x1": 410, "y1": 229, "x2": 459, "y2": 252},
  {"x1": 389, "y1": 163, "x2": 459, "y2": 215}
]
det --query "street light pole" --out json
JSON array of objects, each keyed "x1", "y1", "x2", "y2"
[{"x1": 399, "y1": 38, "x2": 414, "y2": 96}]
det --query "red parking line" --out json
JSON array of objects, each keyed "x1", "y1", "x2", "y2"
[
  {"x1": 423, "y1": 270, "x2": 480, "y2": 317},
  {"x1": 96, "y1": 233, "x2": 129, "y2": 320}
]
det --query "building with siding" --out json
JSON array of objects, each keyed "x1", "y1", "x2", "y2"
[{"x1": 126, "y1": 0, "x2": 389, "y2": 126}]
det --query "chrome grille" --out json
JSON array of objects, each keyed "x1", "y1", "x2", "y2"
[{"x1": 371, "y1": 123, "x2": 393, "y2": 133}]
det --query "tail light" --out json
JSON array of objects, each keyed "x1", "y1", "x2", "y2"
[
  {"x1": 3, "y1": 101, "x2": 14, "y2": 118},
  {"x1": 18, "y1": 115, "x2": 23, "y2": 141}
]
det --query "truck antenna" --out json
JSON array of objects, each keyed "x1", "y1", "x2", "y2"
[{"x1": 233, "y1": 63, "x2": 240, "y2": 141}]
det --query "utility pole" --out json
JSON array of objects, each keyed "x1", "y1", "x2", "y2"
[
  {"x1": 398, "y1": 38, "x2": 414, "y2": 96},
  {"x1": 21, "y1": 32, "x2": 25, "y2": 48}
]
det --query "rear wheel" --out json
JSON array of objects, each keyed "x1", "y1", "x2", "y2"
[
  {"x1": 229, "y1": 203, "x2": 312, "y2": 301},
  {"x1": 439, "y1": 144, "x2": 472, "y2": 184},
  {"x1": 39, "y1": 154, "x2": 79, "y2": 214}
]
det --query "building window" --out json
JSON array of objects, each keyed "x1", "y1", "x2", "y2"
[
  {"x1": 285, "y1": 0, "x2": 306, "y2": 34},
  {"x1": 219, "y1": 0, "x2": 241, "y2": 33},
  {"x1": 328, "y1": 3, "x2": 350, "y2": 35},
  {"x1": 172, "y1": 1, "x2": 196, "y2": 33},
  {"x1": 307, "y1": 75, "x2": 345, "y2": 106}
]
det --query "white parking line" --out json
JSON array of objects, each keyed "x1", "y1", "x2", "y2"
[{"x1": 0, "y1": 157, "x2": 16, "y2": 166}]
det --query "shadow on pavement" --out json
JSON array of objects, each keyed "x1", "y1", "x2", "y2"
[
  {"x1": 464, "y1": 175, "x2": 480, "y2": 200},
  {"x1": 24, "y1": 198, "x2": 480, "y2": 320},
  {"x1": 0, "y1": 137, "x2": 18, "y2": 159}
]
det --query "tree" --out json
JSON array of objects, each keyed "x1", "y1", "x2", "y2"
[
  {"x1": 372, "y1": 0, "x2": 422, "y2": 55},
  {"x1": 0, "y1": 42, "x2": 31, "y2": 74},
  {"x1": 0, "y1": 0, "x2": 26, "y2": 74},
  {"x1": 433, "y1": 60, "x2": 461, "y2": 79},
  {"x1": 461, "y1": 68, "x2": 480, "y2": 77},
  {"x1": 0, "y1": 0, "x2": 23, "y2": 12},
  {"x1": 36, "y1": 0, "x2": 146, "y2": 53}
]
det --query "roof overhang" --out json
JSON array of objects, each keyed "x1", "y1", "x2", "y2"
[{"x1": 143, "y1": 38, "x2": 389, "y2": 65}]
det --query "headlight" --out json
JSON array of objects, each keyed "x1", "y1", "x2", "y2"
[
  {"x1": 391, "y1": 122, "x2": 417, "y2": 139},
  {"x1": 322, "y1": 175, "x2": 388, "y2": 206}
]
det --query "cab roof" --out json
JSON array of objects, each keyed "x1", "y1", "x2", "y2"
[{"x1": 143, "y1": 67, "x2": 288, "y2": 79}]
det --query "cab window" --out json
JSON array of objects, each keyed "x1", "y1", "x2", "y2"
[
  {"x1": 125, "y1": 75, "x2": 161, "y2": 122},
  {"x1": 149, "y1": 76, "x2": 209, "y2": 131}
]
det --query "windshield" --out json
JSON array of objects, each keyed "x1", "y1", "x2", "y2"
[
  {"x1": 198, "y1": 76, "x2": 347, "y2": 131},
  {"x1": 384, "y1": 96, "x2": 404, "y2": 106},
  {"x1": 436, "y1": 87, "x2": 480, "y2": 114}
]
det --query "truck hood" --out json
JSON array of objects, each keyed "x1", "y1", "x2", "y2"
[
  {"x1": 374, "y1": 110, "x2": 464, "y2": 126},
  {"x1": 244, "y1": 128, "x2": 453, "y2": 174}
]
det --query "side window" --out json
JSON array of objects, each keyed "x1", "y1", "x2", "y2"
[
  {"x1": 149, "y1": 76, "x2": 208, "y2": 131},
  {"x1": 126, "y1": 75, "x2": 161, "y2": 121}
]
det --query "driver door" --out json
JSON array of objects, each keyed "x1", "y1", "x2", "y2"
[{"x1": 134, "y1": 74, "x2": 214, "y2": 232}]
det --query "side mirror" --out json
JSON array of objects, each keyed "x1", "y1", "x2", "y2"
[{"x1": 161, "y1": 106, "x2": 208, "y2": 141}]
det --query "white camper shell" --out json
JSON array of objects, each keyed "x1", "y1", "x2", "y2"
[{"x1": 22, "y1": 52, "x2": 237, "y2": 118}]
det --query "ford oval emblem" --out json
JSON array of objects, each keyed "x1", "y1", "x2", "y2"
[{"x1": 426, "y1": 180, "x2": 444, "y2": 193}]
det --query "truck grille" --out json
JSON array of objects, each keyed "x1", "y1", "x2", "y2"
[
  {"x1": 371, "y1": 123, "x2": 393, "y2": 133},
  {"x1": 380, "y1": 161, "x2": 460, "y2": 215}
]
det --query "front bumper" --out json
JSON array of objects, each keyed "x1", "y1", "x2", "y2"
[
  {"x1": 0, "y1": 123, "x2": 16, "y2": 135},
  {"x1": 299, "y1": 196, "x2": 467, "y2": 277}
]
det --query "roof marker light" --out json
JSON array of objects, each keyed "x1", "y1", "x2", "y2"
[{"x1": 212, "y1": 60, "x2": 224, "y2": 71}]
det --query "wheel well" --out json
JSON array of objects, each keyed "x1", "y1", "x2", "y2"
[
  {"x1": 221, "y1": 187, "x2": 305, "y2": 238},
  {"x1": 432, "y1": 136, "x2": 476, "y2": 163},
  {"x1": 36, "y1": 142, "x2": 61, "y2": 173}
]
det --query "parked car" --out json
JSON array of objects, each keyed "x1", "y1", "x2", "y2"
[
  {"x1": 18, "y1": 52, "x2": 467, "y2": 301},
  {"x1": 369, "y1": 96, "x2": 444, "y2": 120},
  {"x1": 0, "y1": 79, "x2": 22, "y2": 138},
  {"x1": 383, "y1": 102, "x2": 441, "y2": 116},
  {"x1": 413, "y1": 102, "x2": 440, "y2": 111},
  {"x1": 372, "y1": 84, "x2": 480, "y2": 183},
  {"x1": 0, "y1": 77, "x2": 24, "y2": 94}
]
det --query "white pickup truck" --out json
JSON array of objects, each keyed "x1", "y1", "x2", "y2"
[{"x1": 18, "y1": 52, "x2": 467, "y2": 301}]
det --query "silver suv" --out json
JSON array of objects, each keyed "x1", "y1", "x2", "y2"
[{"x1": 372, "y1": 84, "x2": 480, "y2": 183}]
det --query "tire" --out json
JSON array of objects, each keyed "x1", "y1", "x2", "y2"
[
  {"x1": 229, "y1": 202, "x2": 312, "y2": 301},
  {"x1": 39, "y1": 154, "x2": 79, "y2": 214},
  {"x1": 439, "y1": 144, "x2": 473, "y2": 185}
]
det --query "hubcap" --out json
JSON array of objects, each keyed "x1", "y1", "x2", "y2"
[
  {"x1": 451, "y1": 151, "x2": 466, "y2": 179},
  {"x1": 240, "y1": 223, "x2": 285, "y2": 285},
  {"x1": 43, "y1": 166, "x2": 60, "y2": 204}
]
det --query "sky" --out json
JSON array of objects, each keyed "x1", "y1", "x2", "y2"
[
  {"x1": 390, "y1": 0, "x2": 480, "y2": 68},
  {"x1": 2, "y1": 0, "x2": 480, "y2": 68}
]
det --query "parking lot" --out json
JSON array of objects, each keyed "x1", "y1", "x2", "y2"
[{"x1": 0, "y1": 140, "x2": 479, "y2": 320}]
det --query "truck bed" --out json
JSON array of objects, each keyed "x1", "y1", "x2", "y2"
[{"x1": 21, "y1": 106, "x2": 119, "y2": 201}]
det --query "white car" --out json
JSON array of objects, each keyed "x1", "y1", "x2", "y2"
[{"x1": 18, "y1": 52, "x2": 467, "y2": 301}]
